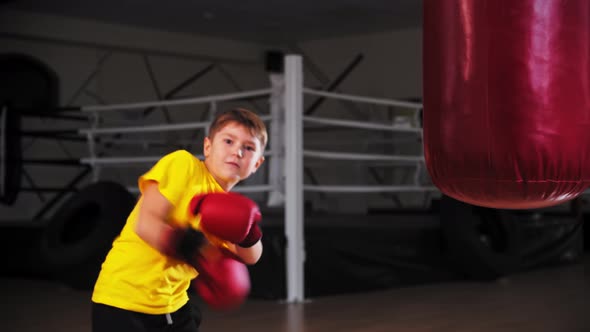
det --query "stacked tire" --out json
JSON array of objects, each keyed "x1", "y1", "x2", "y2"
[{"x1": 39, "y1": 181, "x2": 136, "y2": 290}]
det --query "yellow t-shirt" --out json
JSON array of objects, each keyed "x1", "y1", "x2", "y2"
[{"x1": 92, "y1": 150, "x2": 227, "y2": 314}]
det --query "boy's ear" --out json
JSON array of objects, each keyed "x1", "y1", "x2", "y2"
[
  {"x1": 252, "y1": 156, "x2": 265, "y2": 173},
  {"x1": 203, "y1": 137, "x2": 211, "y2": 158}
]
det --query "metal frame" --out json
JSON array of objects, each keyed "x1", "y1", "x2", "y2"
[{"x1": 284, "y1": 55, "x2": 306, "y2": 302}]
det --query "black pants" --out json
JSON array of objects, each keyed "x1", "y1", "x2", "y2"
[{"x1": 92, "y1": 301, "x2": 201, "y2": 332}]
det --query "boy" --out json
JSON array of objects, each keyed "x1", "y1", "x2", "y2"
[{"x1": 91, "y1": 108, "x2": 267, "y2": 332}]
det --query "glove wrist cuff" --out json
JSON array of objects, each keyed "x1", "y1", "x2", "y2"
[{"x1": 163, "y1": 227, "x2": 206, "y2": 262}]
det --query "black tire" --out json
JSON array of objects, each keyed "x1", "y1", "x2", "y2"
[
  {"x1": 0, "y1": 53, "x2": 60, "y2": 205},
  {"x1": 0, "y1": 53, "x2": 60, "y2": 112},
  {"x1": 517, "y1": 207, "x2": 584, "y2": 268},
  {"x1": 440, "y1": 195, "x2": 521, "y2": 281},
  {"x1": 39, "y1": 181, "x2": 136, "y2": 290}
]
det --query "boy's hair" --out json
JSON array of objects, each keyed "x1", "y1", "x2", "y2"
[{"x1": 208, "y1": 108, "x2": 268, "y2": 150}]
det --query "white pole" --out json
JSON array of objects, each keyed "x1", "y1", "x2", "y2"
[
  {"x1": 283, "y1": 54, "x2": 305, "y2": 302},
  {"x1": 267, "y1": 72, "x2": 285, "y2": 207}
]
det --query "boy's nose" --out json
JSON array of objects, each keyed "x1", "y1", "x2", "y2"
[{"x1": 236, "y1": 147, "x2": 243, "y2": 158}]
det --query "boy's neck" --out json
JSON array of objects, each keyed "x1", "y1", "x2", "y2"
[{"x1": 204, "y1": 161, "x2": 237, "y2": 192}]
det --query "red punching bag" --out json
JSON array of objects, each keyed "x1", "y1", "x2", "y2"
[{"x1": 423, "y1": 0, "x2": 590, "y2": 209}]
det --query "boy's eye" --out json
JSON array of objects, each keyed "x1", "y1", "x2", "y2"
[
  {"x1": 224, "y1": 139, "x2": 232, "y2": 144},
  {"x1": 246, "y1": 146, "x2": 255, "y2": 152}
]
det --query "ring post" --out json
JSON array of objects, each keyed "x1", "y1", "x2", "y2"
[{"x1": 284, "y1": 54, "x2": 305, "y2": 303}]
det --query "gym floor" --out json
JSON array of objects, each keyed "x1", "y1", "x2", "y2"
[{"x1": 2, "y1": 254, "x2": 588, "y2": 332}]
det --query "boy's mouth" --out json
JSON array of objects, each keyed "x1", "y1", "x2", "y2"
[{"x1": 226, "y1": 161, "x2": 240, "y2": 169}]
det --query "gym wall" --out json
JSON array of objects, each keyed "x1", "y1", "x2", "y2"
[{"x1": 0, "y1": 9, "x2": 426, "y2": 222}]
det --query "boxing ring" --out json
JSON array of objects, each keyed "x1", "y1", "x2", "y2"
[
  {"x1": 74, "y1": 54, "x2": 434, "y2": 303},
  {"x1": 70, "y1": 55, "x2": 437, "y2": 302}
]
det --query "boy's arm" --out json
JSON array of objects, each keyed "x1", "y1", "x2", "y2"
[
  {"x1": 135, "y1": 181, "x2": 176, "y2": 252},
  {"x1": 234, "y1": 241, "x2": 263, "y2": 265},
  {"x1": 136, "y1": 181, "x2": 208, "y2": 259}
]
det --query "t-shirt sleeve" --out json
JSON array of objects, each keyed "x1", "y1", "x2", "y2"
[{"x1": 138, "y1": 150, "x2": 195, "y2": 207}]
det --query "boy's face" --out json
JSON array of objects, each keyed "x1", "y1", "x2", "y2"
[{"x1": 203, "y1": 122, "x2": 265, "y2": 191}]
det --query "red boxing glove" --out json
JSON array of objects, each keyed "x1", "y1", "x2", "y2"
[
  {"x1": 192, "y1": 255, "x2": 251, "y2": 311},
  {"x1": 238, "y1": 224, "x2": 262, "y2": 248},
  {"x1": 189, "y1": 192, "x2": 261, "y2": 245}
]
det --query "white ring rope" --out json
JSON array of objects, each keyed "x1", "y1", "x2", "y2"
[
  {"x1": 304, "y1": 185, "x2": 437, "y2": 193},
  {"x1": 304, "y1": 149, "x2": 424, "y2": 163},
  {"x1": 303, "y1": 88, "x2": 423, "y2": 110},
  {"x1": 80, "y1": 121, "x2": 209, "y2": 135},
  {"x1": 126, "y1": 184, "x2": 275, "y2": 194},
  {"x1": 74, "y1": 84, "x2": 431, "y2": 194},
  {"x1": 80, "y1": 115, "x2": 272, "y2": 136},
  {"x1": 98, "y1": 137, "x2": 200, "y2": 146},
  {"x1": 81, "y1": 150, "x2": 276, "y2": 165},
  {"x1": 82, "y1": 156, "x2": 163, "y2": 165},
  {"x1": 303, "y1": 115, "x2": 422, "y2": 133},
  {"x1": 81, "y1": 89, "x2": 272, "y2": 113}
]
